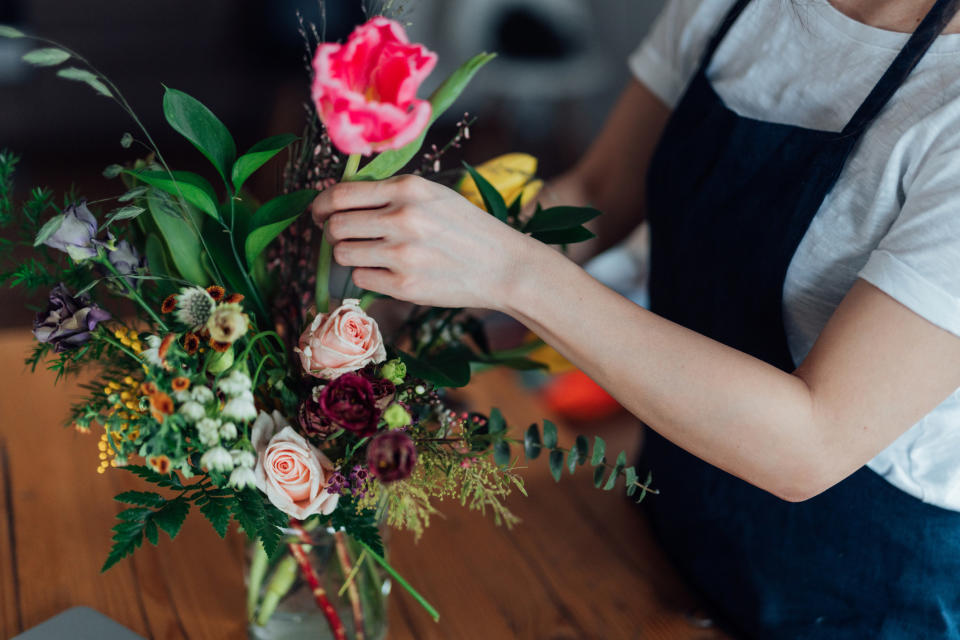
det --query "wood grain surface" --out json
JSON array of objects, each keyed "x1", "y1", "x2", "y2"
[{"x1": 0, "y1": 328, "x2": 729, "y2": 640}]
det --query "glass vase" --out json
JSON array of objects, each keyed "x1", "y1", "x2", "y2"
[{"x1": 246, "y1": 526, "x2": 390, "y2": 640}]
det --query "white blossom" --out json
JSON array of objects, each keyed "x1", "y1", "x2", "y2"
[
  {"x1": 140, "y1": 335, "x2": 163, "y2": 367},
  {"x1": 179, "y1": 401, "x2": 206, "y2": 422},
  {"x1": 228, "y1": 466, "x2": 256, "y2": 490},
  {"x1": 222, "y1": 390, "x2": 257, "y2": 422},
  {"x1": 191, "y1": 385, "x2": 215, "y2": 405},
  {"x1": 231, "y1": 449, "x2": 256, "y2": 469},
  {"x1": 196, "y1": 417, "x2": 221, "y2": 447},
  {"x1": 219, "y1": 421, "x2": 238, "y2": 441},
  {"x1": 200, "y1": 446, "x2": 234, "y2": 472},
  {"x1": 218, "y1": 369, "x2": 252, "y2": 397}
]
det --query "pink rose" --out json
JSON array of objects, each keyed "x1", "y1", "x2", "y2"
[
  {"x1": 311, "y1": 16, "x2": 437, "y2": 155},
  {"x1": 295, "y1": 298, "x2": 387, "y2": 379},
  {"x1": 252, "y1": 410, "x2": 340, "y2": 520}
]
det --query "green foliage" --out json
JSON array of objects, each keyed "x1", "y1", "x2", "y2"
[
  {"x1": 325, "y1": 497, "x2": 385, "y2": 558},
  {"x1": 0, "y1": 150, "x2": 18, "y2": 226},
  {"x1": 355, "y1": 52, "x2": 497, "y2": 181},
  {"x1": 461, "y1": 162, "x2": 508, "y2": 222},
  {"x1": 232, "y1": 134, "x2": 297, "y2": 192},
  {"x1": 244, "y1": 189, "x2": 318, "y2": 269},
  {"x1": 145, "y1": 188, "x2": 209, "y2": 285},
  {"x1": 22, "y1": 48, "x2": 70, "y2": 66},
  {"x1": 163, "y1": 88, "x2": 237, "y2": 186},
  {"x1": 522, "y1": 205, "x2": 601, "y2": 233},
  {"x1": 102, "y1": 497, "x2": 191, "y2": 571},
  {"x1": 129, "y1": 169, "x2": 219, "y2": 221},
  {"x1": 400, "y1": 344, "x2": 473, "y2": 388},
  {"x1": 123, "y1": 464, "x2": 184, "y2": 490},
  {"x1": 198, "y1": 492, "x2": 232, "y2": 538},
  {"x1": 0, "y1": 25, "x2": 24, "y2": 38},
  {"x1": 231, "y1": 488, "x2": 287, "y2": 556},
  {"x1": 56, "y1": 68, "x2": 111, "y2": 97}
]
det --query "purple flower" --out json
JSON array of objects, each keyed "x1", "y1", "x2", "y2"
[
  {"x1": 107, "y1": 239, "x2": 146, "y2": 285},
  {"x1": 366, "y1": 430, "x2": 417, "y2": 483},
  {"x1": 318, "y1": 373, "x2": 381, "y2": 436},
  {"x1": 33, "y1": 284, "x2": 111, "y2": 352},
  {"x1": 42, "y1": 200, "x2": 99, "y2": 262},
  {"x1": 297, "y1": 394, "x2": 339, "y2": 440}
]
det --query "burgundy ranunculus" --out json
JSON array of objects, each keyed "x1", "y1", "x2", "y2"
[
  {"x1": 318, "y1": 373, "x2": 380, "y2": 436},
  {"x1": 33, "y1": 283, "x2": 111, "y2": 352},
  {"x1": 366, "y1": 430, "x2": 417, "y2": 483},
  {"x1": 297, "y1": 395, "x2": 339, "y2": 440},
  {"x1": 360, "y1": 365, "x2": 396, "y2": 410}
]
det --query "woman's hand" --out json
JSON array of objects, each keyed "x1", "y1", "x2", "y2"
[{"x1": 311, "y1": 174, "x2": 544, "y2": 310}]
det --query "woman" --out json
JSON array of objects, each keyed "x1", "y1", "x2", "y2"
[{"x1": 312, "y1": 0, "x2": 960, "y2": 636}]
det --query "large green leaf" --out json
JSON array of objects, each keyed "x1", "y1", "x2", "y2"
[
  {"x1": 128, "y1": 169, "x2": 220, "y2": 221},
  {"x1": 354, "y1": 52, "x2": 497, "y2": 181},
  {"x1": 531, "y1": 225, "x2": 595, "y2": 245},
  {"x1": 232, "y1": 134, "x2": 297, "y2": 191},
  {"x1": 462, "y1": 162, "x2": 508, "y2": 222},
  {"x1": 523, "y1": 206, "x2": 602, "y2": 233},
  {"x1": 244, "y1": 189, "x2": 317, "y2": 269},
  {"x1": 163, "y1": 87, "x2": 237, "y2": 185},
  {"x1": 399, "y1": 344, "x2": 473, "y2": 388},
  {"x1": 146, "y1": 189, "x2": 209, "y2": 285}
]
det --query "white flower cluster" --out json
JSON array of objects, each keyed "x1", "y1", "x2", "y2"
[{"x1": 175, "y1": 369, "x2": 258, "y2": 488}]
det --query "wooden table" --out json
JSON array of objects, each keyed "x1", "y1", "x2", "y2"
[{"x1": 0, "y1": 328, "x2": 728, "y2": 640}]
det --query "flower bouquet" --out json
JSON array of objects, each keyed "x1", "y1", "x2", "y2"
[{"x1": 0, "y1": 11, "x2": 653, "y2": 639}]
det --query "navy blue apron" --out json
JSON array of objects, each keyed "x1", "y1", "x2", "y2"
[{"x1": 641, "y1": 0, "x2": 960, "y2": 638}]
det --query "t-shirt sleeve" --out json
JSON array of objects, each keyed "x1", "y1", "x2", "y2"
[
  {"x1": 627, "y1": 0, "x2": 731, "y2": 108},
  {"x1": 858, "y1": 138, "x2": 960, "y2": 338}
]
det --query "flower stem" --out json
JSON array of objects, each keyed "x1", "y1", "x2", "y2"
[
  {"x1": 334, "y1": 531, "x2": 366, "y2": 640},
  {"x1": 315, "y1": 153, "x2": 362, "y2": 314},
  {"x1": 99, "y1": 257, "x2": 168, "y2": 331},
  {"x1": 288, "y1": 522, "x2": 346, "y2": 640},
  {"x1": 356, "y1": 539, "x2": 439, "y2": 622},
  {"x1": 247, "y1": 540, "x2": 269, "y2": 621}
]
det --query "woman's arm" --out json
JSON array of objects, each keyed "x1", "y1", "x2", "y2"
[
  {"x1": 312, "y1": 175, "x2": 960, "y2": 503},
  {"x1": 536, "y1": 79, "x2": 670, "y2": 259}
]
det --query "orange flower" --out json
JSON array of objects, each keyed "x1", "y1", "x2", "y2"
[
  {"x1": 148, "y1": 455, "x2": 171, "y2": 474},
  {"x1": 171, "y1": 376, "x2": 191, "y2": 392},
  {"x1": 149, "y1": 392, "x2": 174, "y2": 422},
  {"x1": 140, "y1": 381, "x2": 158, "y2": 396},
  {"x1": 224, "y1": 293, "x2": 245, "y2": 304},
  {"x1": 182, "y1": 332, "x2": 200, "y2": 355},
  {"x1": 205, "y1": 285, "x2": 225, "y2": 302},
  {"x1": 158, "y1": 334, "x2": 176, "y2": 363},
  {"x1": 210, "y1": 339, "x2": 231, "y2": 353},
  {"x1": 161, "y1": 294, "x2": 177, "y2": 314}
]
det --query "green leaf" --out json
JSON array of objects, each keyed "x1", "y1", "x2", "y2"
[
  {"x1": 230, "y1": 489, "x2": 263, "y2": 540},
  {"x1": 116, "y1": 507, "x2": 153, "y2": 522},
  {"x1": 102, "y1": 517, "x2": 145, "y2": 571},
  {"x1": 120, "y1": 132, "x2": 134, "y2": 149},
  {"x1": 461, "y1": 162, "x2": 508, "y2": 221},
  {"x1": 523, "y1": 423, "x2": 542, "y2": 459},
  {"x1": 128, "y1": 169, "x2": 219, "y2": 221},
  {"x1": 0, "y1": 25, "x2": 25, "y2": 38},
  {"x1": 636, "y1": 471, "x2": 654, "y2": 503},
  {"x1": 258, "y1": 502, "x2": 288, "y2": 557},
  {"x1": 354, "y1": 52, "x2": 496, "y2": 181},
  {"x1": 548, "y1": 450, "x2": 564, "y2": 482},
  {"x1": 531, "y1": 225, "x2": 595, "y2": 245},
  {"x1": 123, "y1": 464, "x2": 184, "y2": 490},
  {"x1": 144, "y1": 520, "x2": 159, "y2": 546},
  {"x1": 593, "y1": 465, "x2": 607, "y2": 488},
  {"x1": 542, "y1": 420, "x2": 558, "y2": 450},
  {"x1": 33, "y1": 213, "x2": 64, "y2": 247},
  {"x1": 625, "y1": 466, "x2": 639, "y2": 497},
  {"x1": 163, "y1": 87, "x2": 237, "y2": 185},
  {"x1": 105, "y1": 205, "x2": 145, "y2": 226},
  {"x1": 114, "y1": 490, "x2": 165, "y2": 507},
  {"x1": 244, "y1": 189, "x2": 317, "y2": 269},
  {"x1": 574, "y1": 435, "x2": 589, "y2": 465},
  {"x1": 144, "y1": 234, "x2": 177, "y2": 295},
  {"x1": 154, "y1": 499, "x2": 190, "y2": 539},
  {"x1": 145, "y1": 189, "x2": 209, "y2": 285},
  {"x1": 399, "y1": 344, "x2": 473, "y2": 388},
  {"x1": 327, "y1": 498, "x2": 384, "y2": 557},
  {"x1": 604, "y1": 451, "x2": 628, "y2": 491},
  {"x1": 523, "y1": 206, "x2": 602, "y2": 233},
  {"x1": 487, "y1": 408, "x2": 506, "y2": 435},
  {"x1": 22, "y1": 48, "x2": 70, "y2": 66},
  {"x1": 590, "y1": 436, "x2": 606, "y2": 466},
  {"x1": 493, "y1": 441, "x2": 511, "y2": 467},
  {"x1": 232, "y1": 133, "x2": 298, "y2": 191},
  {"x1": 56, "y1": 67, "x2": 111, "y2": 97},
  {"x1": 117, "y1": 186, "x2": 148, "y2": 203},
  {"x1": 567, "y1": 449, "x2": 578, "y2": 475},
  {"x1": 200, "y1": 497, "x2": 231, "y2": 539}
]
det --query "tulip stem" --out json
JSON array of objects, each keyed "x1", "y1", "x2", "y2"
[{"x1": 316, "y1": 153, "x2": 362, "y2": 314}]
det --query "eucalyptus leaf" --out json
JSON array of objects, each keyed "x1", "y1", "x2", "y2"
[
  {"x1": 163, "y1": 87, "x2": 237, "y2": 185},
  {"x1": 103, "y1": 164, "x2": 123, "y2": 179},
  {"x1": 487, "y1": 408, "x2": 506, "y2": 435},
  {"x1": 0, "y1": 25, "x2": 24, "y2": 38},
  {"x1": 354, "y1": 52, "x2": 496, "y2": 181},
  {"x1": 593, "y1": 465, "x2": 607, "y2": 488},
  {"x1": 567, "y1": 450, "x2": 578, "y2": 474},
  {"x1": 591, "y1": 436, "x2": 606, "y2": 466},
  {"x1": 127, "y1": 169, "x2": 219, "y2": 221},
  {"x1": 604, "y1": 451, "x2": 628, "y2": 491},
  {"x1": 462, "y1": 162, "x2": 508, "y2": 222},
  {"x1": 120, "y1": 132, "x2": 134, "y2": 149},
  {"x1": 493, "y1": 441, "x2": 511, "y2": 467},
  {"x1": 542, "y1": 420, "x2": 558, "y2": 450},
  {"x1": 524, "y1": 423, "x2": 541, "y2": 460},
  {"x1": 574, "y1": 435, "x2": 589, "y2": 465},
  {"x1": 523, "y1": 206, "x2": 602, "y2": 233},
  {"x1": 625, "y1": 466, "x2": 639, "y2": 497},
  {"x1": 56, "y1": 67, "x2": 111, "y2": 97},
  {"x1": 33, "y1": 214, "x2": 64, "y2": 247},
  {"x1": 548, "y1": 450, "x2": 564, "y2": 482},
  {"x1": 232, "y1": 133, "x2": 298, "y2": 191},
  {"x1": 22, "y1": 48, "x2": 70, "y2": 66},
  {"x1": 244, "y1": 189, "x2": 317, "y2": 269}
]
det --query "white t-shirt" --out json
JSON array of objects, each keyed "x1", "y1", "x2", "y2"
[{"x1": 625, "y1": 0, "x2": 960, "y2": 510}]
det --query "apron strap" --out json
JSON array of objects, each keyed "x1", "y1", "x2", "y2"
[
  {"x1": 842, "y1": 0, "x2": 960, "y2": 135},
  {"x1": 697, "y1": 0, "x2": 752, "y2": 73}
]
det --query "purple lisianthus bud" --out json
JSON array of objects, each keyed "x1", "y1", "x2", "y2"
[
  {"x1": 42, "y1": 200, "x2": 99, "y2": 262},
  {"x1": 366, "y1": 430, "x2": 417, "y2": 483},
  {"x1": 297, "y1": 394, "x2": 339, "y2": 440},
  {"x1": 107, "y1": 239, "x2": 146, "y2": 286},
  {"x1": 33, "y1": 283, "x2": 111, "y2": 352},
  {"x1": 318, "y1": 373, "x2": 380, "y2": 436}
]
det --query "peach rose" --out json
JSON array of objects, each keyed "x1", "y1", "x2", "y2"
[
  {"x1": 251, "y1": 410, "x2": 340, "y2": 520},
  {"x1": 295, "y1": 298, "x2": 387, "y2": 379}
]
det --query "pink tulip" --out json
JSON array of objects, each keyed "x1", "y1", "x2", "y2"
[{"x1": 311, "y1": 16, "x2": 437, "y2": 156}]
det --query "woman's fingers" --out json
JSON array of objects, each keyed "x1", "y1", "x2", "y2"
[
  {"x1": 311, "y1": 181, "x2": 391, "y2": 225},
  {"x1": 351, "y1": 267, "x2": 404, "y2": 298},
  {"x1": 332, "y1": 239, "x2": 393, "y2": 269},
  {"x1": 325, "y1": 208, "x2": 392, "y2": 243}
]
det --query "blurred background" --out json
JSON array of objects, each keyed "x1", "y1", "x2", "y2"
[{"x1": 0, "y1": 0, "x2": 664, "y2": 327}]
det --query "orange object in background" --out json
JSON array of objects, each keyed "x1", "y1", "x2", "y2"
[{"x1": 540, "y1": 368, "x2": 622, "y2": 422}]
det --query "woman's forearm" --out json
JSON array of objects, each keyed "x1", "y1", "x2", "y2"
[{"x1": 501, "y1": 241, "x2": 826, "y2": 501}]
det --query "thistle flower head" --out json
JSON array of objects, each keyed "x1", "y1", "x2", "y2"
[{"x1": 175, "y1": 287, "x2": 215, "y2": 330}]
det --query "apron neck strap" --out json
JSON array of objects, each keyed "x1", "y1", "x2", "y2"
[
  {"x1": 697, "y1": 0, "x2": 752, "y2": 73},
  {"x1": 842, "y1": 0, "x2": 960, "y2": 134}
]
